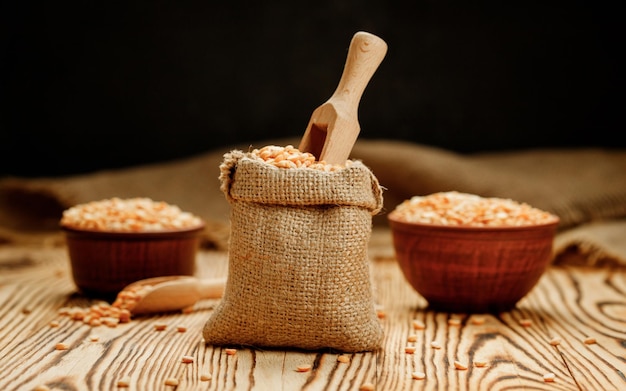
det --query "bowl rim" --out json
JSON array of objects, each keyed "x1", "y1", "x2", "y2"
[
  {"x1": 60, "y1": 221, "x2": 206, "y2": 238},
  {"x1": 387, "y1": 213, "x2": 560, "y2": 232}
]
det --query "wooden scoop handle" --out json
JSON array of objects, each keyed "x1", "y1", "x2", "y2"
[
  {"x1": 299, "y1": 31, "x2": 387, "y2": 165},
  {"x1": 329, "y1": 31, "x2": 388, "y2": 113},
  {"x1": 197, "y1": 277, "x2": 226, "y2": 299}
]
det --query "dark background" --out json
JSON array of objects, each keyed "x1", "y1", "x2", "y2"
[{"x1": 1, "y1": 1, "x2": 624, "y2": 178}]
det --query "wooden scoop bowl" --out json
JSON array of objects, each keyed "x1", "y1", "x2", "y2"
[
  {"x1": 115, "y1": 275, "x2": 226, "y2": 315},
  {"x1": 299, "y1": 31, "x2": 387, "y2": 165}
]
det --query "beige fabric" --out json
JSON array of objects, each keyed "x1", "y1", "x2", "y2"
[
  {"x1": 0, "y1": 139, "x2": 624, "y2": 265},
  {"x1": 553, "y1": 219, "x2": 626, "y2": 267},
  {"x1": 202, "y1": 151, "x2": 384, "y2": 352}
]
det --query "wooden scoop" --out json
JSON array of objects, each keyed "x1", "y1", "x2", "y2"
[
  {"x1": 116, "y1": 276, "x2": 226, "y2": 315},
  {"x1": 299, "y1": 31, "x2": 387, "y2": 165}
]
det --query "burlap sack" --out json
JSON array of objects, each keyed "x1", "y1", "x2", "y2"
[{"x1": 202, "y1": 150, "x2": 384, "y2": 352}]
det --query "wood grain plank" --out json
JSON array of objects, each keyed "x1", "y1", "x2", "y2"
[
  {"x1": 0, "y1": 245, "x2": 625, "y2": 390},
  {"x1": 372, "y1": 259, "x2": 626, "y2": 391}
]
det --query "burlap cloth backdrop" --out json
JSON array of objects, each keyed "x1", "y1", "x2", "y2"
[{"x1": 1, "y1": 139, "x2": 625, "y2": 266}]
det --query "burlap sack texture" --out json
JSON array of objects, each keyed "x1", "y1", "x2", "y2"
[{"x1": 202, "y1": 150, "x2": 385, "y2": 352}]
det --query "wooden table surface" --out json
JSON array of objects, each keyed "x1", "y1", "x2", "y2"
[{"x1": 1, "y1": 230, "x2": 625, "y2": 391}]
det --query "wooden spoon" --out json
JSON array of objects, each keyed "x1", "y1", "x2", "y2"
[
  {"x1": 115, "y1": 275, "x2": 226, "y2": 315},
  {"x1": 298, "y1": 31, "x2": 387, "y2": 165}
]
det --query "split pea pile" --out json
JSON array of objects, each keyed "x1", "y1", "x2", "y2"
[
  {"x1": 249, "y1": 144, "x2": 352, "y2": 171},
  {"x1": 56, "y1": 284, "x2": 159, "y2": 327},
  {"x1": 60, "y1": 197, "x2": 203, "y2": 232},
  {"x1": 390, "y1": 191, "x2": 558, "y2": 227},
  {"x1": 57, "y1": 302, "x2": 131, "y2": 327}
]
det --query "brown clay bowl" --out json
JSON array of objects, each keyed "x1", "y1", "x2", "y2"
[
  {"x1": 62, "y1": 225, "x2": 205, "y2": 299},
  {"x1": 388, "y1": 215, "x2": 559, "y2": 313}
]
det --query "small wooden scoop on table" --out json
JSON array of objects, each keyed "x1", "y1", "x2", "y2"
[
  {"x1": 115, "y1": 32, "x2": 387, "y2": 317},
  {"x1": 299, "y1": 31, "x2": 387, "y2": 165},
  {"x1": 116, "y1": 276, "x2": 226, "y2": 316}
]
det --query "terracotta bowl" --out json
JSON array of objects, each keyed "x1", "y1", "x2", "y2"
[
  {"x1": 62, "y1": 225, "x2": 204, "y2": 299},
  {"x1": 388, "y1": 215, "x2": 559, "y2": 313}
]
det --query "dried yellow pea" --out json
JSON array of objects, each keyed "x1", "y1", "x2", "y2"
[
  {"x1": 411, "y1": 371, "x2": 426, "y2": 380},
  {"x1": 164, "y1": 378, "x2": 179, "y2": 386},
  {"x1": 412, "y1": 319, "x2": 426, "y2": 330},
  {"x1": 454, "y1": 360, "x2": 468, "y2": 370},
  {"x1": 296, "y1": 364, "x2": 312, "y2": 372},
  {"x1": 470, "y1": 316, "x2": 486, "y2": 325},
  {"x1": 448, "y1": 318, "x2": 462, "y2": 326},
  {"x1": 117, "y1": 377, "x2": 131, "y2": 387},
  {"x1": 430, "y1": 341, "x2": 442, "y2": 349},
  {"x1": 549, "y1": 337, "x2": 562, "y2": 346},
  {"x1": 519, "y1": 318, "x2": 532, "y2": 327},
  {"x1": 181, "y1": 306, "x2": 194, "y2": 314},
  {"x1": 543, "y1": 372, "x2": 556, "y2": 382}
]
